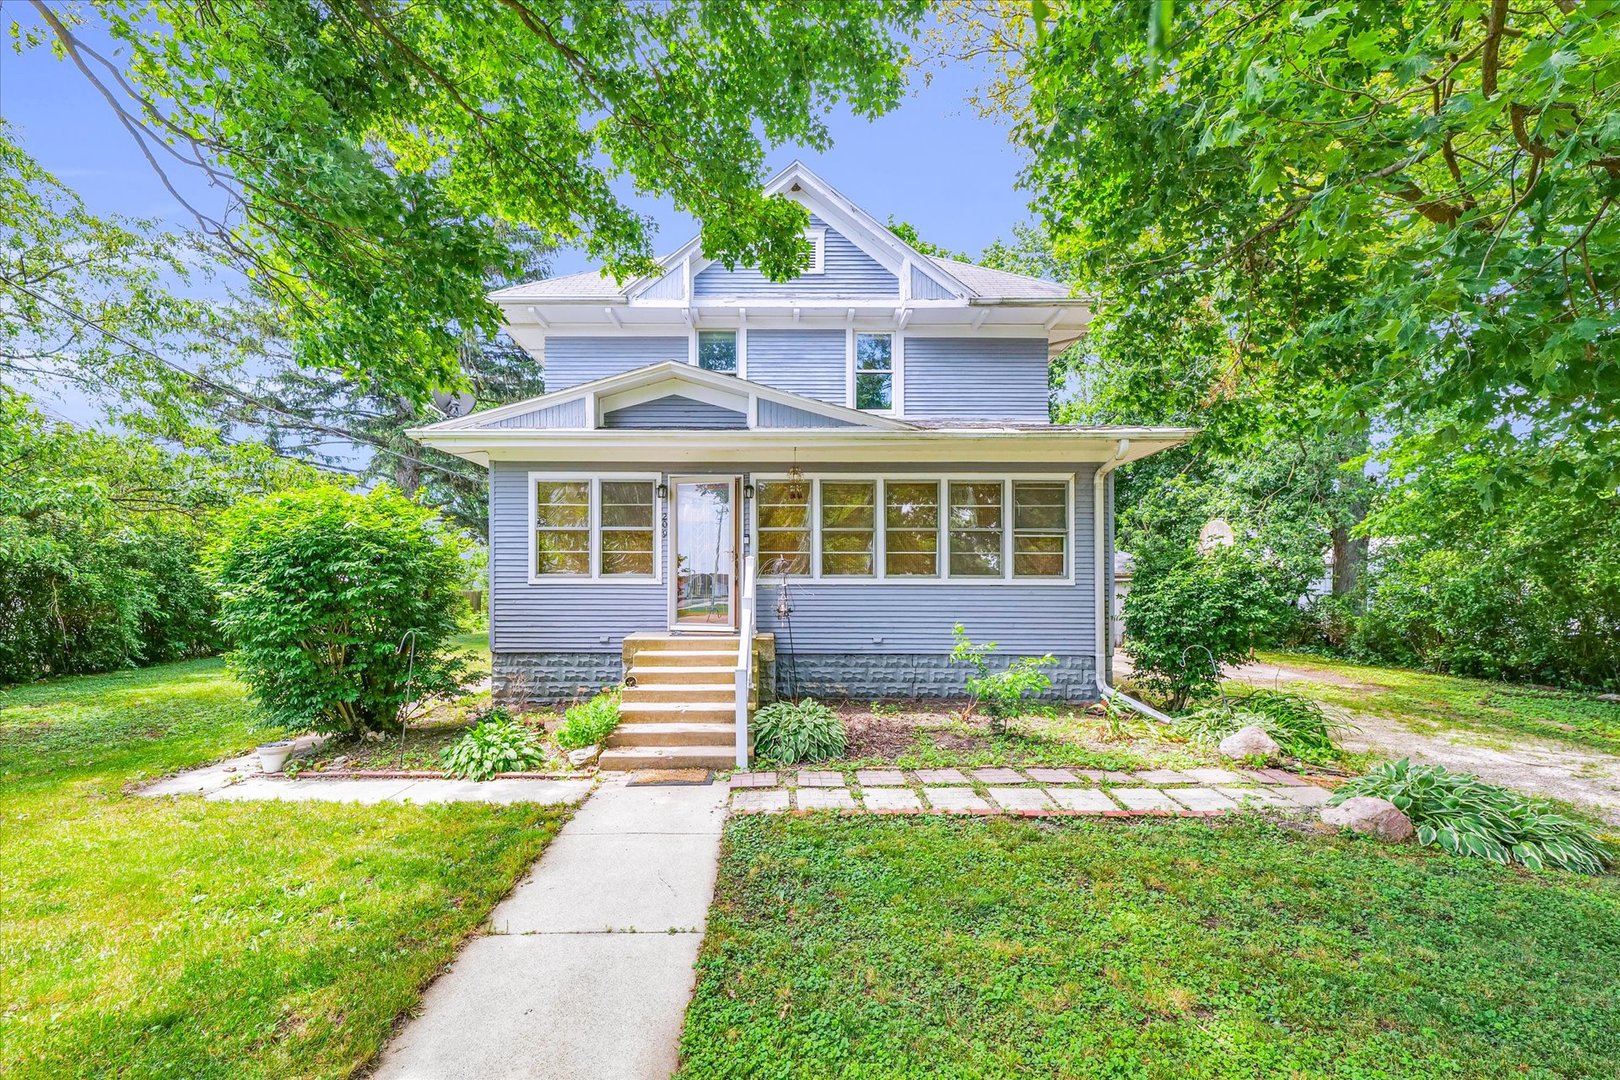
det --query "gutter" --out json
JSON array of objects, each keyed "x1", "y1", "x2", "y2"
[{"x1": 1093, "y1": 440, "x2": 1175, "y2": 725}]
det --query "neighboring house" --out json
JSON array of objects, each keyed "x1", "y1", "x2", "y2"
[{"x1": 412, "y1": 163, "x2": 1193, "y2": 768}]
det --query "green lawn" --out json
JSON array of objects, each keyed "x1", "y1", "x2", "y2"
[
  {"x1": 680, "y1": 815, "x2": 1620, "y2": 1079},
  {"x1": 0, "y1": 653, "x2": 563, "y2": 1080},
  {"x1": 1251, "y1": 650, "x2": 1620, "y2": 755}
]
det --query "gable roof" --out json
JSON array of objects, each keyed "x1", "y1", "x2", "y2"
[
  {"x1": 488, "y1": 162, "x2": 1072, "y2": 306},
  {"x1": 411, "y1": 360, "x2": 914, "y2": 435}
]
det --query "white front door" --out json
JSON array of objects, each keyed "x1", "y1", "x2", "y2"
[{"x1": 668, "y1": 475, "x2": 740, "y2": 631}]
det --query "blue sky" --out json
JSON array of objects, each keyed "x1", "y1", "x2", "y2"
[{"x1": 1, "y1": 16, "x2": 1037, "y2": 278}]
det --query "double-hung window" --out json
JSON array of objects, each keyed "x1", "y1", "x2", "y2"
[
  {"x1": 755, "y1": 480, "x2": 811, "y2": 576},
  {"x1": 697, "y1": 330, "x2": 738, "y2": 375},
  {"x1": 532, "y1": 476, "x2": 657, "y2": 580},
  {"x1": 853, "y1": 333, "x2": 893, "y2": 411},
  {"x1": 884, "y1": 481, "x2": 939, "y2": 576},
  {"x1": 1012, "y1": 481, "x2": 1069, "y2": 577},
  {"x1": 948, "y1": 481, "x2": 1004, "y2": 577},
  {"x1": 819, "y1": 481, "x2": 875, "y2": 576}
]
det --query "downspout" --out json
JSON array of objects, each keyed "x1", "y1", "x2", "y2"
[{"x1": 1093, "y1": 440, "x2": 1175, "y2": 724}]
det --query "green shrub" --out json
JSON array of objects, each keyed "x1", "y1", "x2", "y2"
[
  {"x1": 1172, "y1": 689, "x2": 1344, "y2": 764},
  {"x1": 556, "y1": 689, "x2": 620, "y2": 751},
  {"x1": 203, "y1": 485, "x2": 468, "y2": 736},
  {"x1": 1123, "y1": 547, "x2": 1295, "y2": 711},
  {"x1": 440, "y1": 711, "x2": 545, "y2": 780},
  {"x1": 753, "y1": 699, "x2": 846, "y2": 765},
  {"x1": 950, "y1": 624, "x2": 1057, "y2": 733},
  {"x1": 1332, "y1": 759, "x2": 1612, "y2": 874}
]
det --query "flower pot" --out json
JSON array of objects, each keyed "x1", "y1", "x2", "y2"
[{"x1": 258, "y1": 741, "x2": 295, "y2": 773}]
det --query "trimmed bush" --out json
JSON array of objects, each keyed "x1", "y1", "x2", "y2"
[
  {"x1": 204, "y1": 485, "x2": 468, "y2": 736},
  {"x1": 440, "y1": 710, "x2": 546, "y2": 780},
  {"x1": 753, "y1": 699, "x2": 846, "y2": 765},
  {"x1": 1332, "y1": 759, "x2": 1611, "y2": 874},
  {"x1": 556, "y1": 689, "x2": 620, "y2": 751}
]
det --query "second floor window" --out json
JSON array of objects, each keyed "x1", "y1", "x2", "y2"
[
  {"x1": 698, "y1": 330, "x2": 738, "y2": 374},
  {"x1": 854, "y1": 332, "x2": 892, "y2": 411}
]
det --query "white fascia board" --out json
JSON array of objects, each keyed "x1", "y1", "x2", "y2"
[{"x1": 411, "y1": 427, "x2": 1200, "y2": 467}]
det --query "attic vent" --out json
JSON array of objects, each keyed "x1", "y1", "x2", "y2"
[{"x1": 790, "y1": 182, "x2": 802, "y2": 192}]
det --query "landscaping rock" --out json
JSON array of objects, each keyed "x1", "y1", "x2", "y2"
[
  {"x1": 1320, "y1": 796, "x2": 1414, "y2": 842},
  {"x1": 566, "y1": 744, "x2": 601, "y2": 768},
  {"x1": 1218, "y1": 725, "x2": 1279, "y2": 761},
  {"x1": 1598, "y1": 693, "x2": 1620, "y2": 704}
]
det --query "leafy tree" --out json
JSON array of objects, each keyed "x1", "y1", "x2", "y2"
[
  {"x1": 1018, "y1": 0, "x2": 1620, "y2": 501},
  {"x1": 26, "y1": 0, "x2": 927, "y2": 403},
  {"x1": 204, "y1": 485, "x2": 470, "y2": 736},
  {"x1": 0, "y1": 389, "x2": 316, "y2": 684}
]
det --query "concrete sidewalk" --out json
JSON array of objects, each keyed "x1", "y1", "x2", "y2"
[{"x1": 371, "y1": 774, "x2": 729, "y2": 1080}]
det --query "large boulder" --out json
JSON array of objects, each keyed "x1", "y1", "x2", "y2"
[
  {"x1": 1320, "y1": 796, "x2": 1414, "y2": 842},
  {"x1": 1218, "y1": 724, "x2": 1280, "y2": 762}
]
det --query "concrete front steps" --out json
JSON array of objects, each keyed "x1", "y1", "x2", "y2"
[{"x1": 599, "y1": 634, "x2": 745, "y2": 771}]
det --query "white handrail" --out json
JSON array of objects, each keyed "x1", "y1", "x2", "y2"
[{"x1": 734, "y1": 554, "x2": 757, "y2": 769}]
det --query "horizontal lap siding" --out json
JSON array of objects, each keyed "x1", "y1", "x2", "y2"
[
  {"x1": 903, "y1": 336, "x2": 1051, "y2": 422},
  {"x1": 747, "y1": 328, "x2": 846, "y2": 405},
  {"x1": 911, "y1": 266, "x2": 955, "y2": 299},
  {"x1": 602, "y1": 395, "x2": 747, "y2": 429},
  {"x1": 490, "y1": 461, "x2": 665, "y2": 652},
  {"x1": 491, "y1": 459, "x2": 1100, "y2": 658},
  {"x1": 756, "y1": 400, "x2": 854, "y2": 428},
  {"x1": 694, "y1": 217, "x2": 897, "y2": 298},
  {"x1": 491, "y1": 399, "x2": 586, "y2": 429},
  {"x1": 756, "y1": 464, "x2": 1097, "y2": 654},
  {"x1": 544, "y1": 336, "x2": 687, "y2": 392}
]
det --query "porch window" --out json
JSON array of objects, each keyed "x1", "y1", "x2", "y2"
[
  {"x1": 948, "y1": 481, "x2": 1004, "y2": 577},
  {"x1": 533, "y1": 480, "x2": 591, "y2": 576},
  {"x1": 599, "y1": 481, "x2": 656, "y2": 576},
  {"x1": 698, "y1": 330, "x2": 738, "y2": 375},
  {"x1": 853, "y1": 333, "x2": 892, "y2": 411},
  {"x1": 756, "y1": 480, "x2": 810, "y2": 576},
  {"x1": 883, "y1": 480, "x2": 939, "y2": 576},
  {"x1": 819, "y1": 481, "x2": 875, "y2": 576},
  {"x1": 1012, "y1": 481, "x2": 1069, "y2": 577}
]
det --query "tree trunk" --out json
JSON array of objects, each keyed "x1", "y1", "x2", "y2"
[{"x1": 1330, "y1": 526, "x2": 1368, "y2": 596}]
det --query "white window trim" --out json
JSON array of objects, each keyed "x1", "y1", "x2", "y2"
[
  {"x1": 527, "y1": 471, "x2": 662, "y2": 585},
  {"x1": 802, "y1": 227, "x2": 826, "y2": 275},
  {"x1": 749, "y1": 473, "x2": 1074, "y2": 586},
  {"x1": 846, "y1": 329, "x2": 903, "y2": 417},
  {"x1": 691, "y1": 327, "x2": 744, "y2": 378}
]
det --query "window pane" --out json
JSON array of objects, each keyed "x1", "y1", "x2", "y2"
[
  {"x1": 820, "y1": 481, "x2": 874, "y2": 576},
  {"x1": 698, "y1": 330, "x2": 737, "y2": 374},
  {"x1": 1012, "y1": 481, "x2": 1068, "y2": 578},
  {"x1": 855, "y1": 333, "x2": 892, "y2": 370},
  {"x1": 855, "y1": 372, "x2": 892, "y2": 411},
  {"x1": 884, "y1": 481, "x2": 938, "y2": 576},
  {"x1": 598, "y1": 480, "x2": 655, "y2": 578},
  {"x1": 535, "y1": 480, "x2": 590, "y2": 576},
  {"x1": 535, "y1": 481, "x2": 589, "y2": 529},
  {"x1": 948, "y1": 481, "x2": 1003, "y2": 577},
  {"x1": 756, "y1": 480, "x2": 810, "y2": 576}
]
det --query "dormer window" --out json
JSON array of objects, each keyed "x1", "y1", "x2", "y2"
[
  {"x1": 854, "y1": 332, "x2": 893, "y2": 411},
  {"x1": 697, "y1": 330, "x2": 738, "y2": 375}
]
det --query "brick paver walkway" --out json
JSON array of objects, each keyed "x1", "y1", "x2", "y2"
[{"x1": 728, "y1": 765, "x2": 1334, "y2": 817}]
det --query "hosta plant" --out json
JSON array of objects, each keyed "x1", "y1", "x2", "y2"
[
  {"x1": 440, "y1": 711, "x2": 546, "y2": 781},
  {"x1": 556, "y1": 689, "x2": 621, "y2": 752},
  {"x1": 753, "y1": 699, "x2": 846, "y2": 766},
  {"x1": 1331, "y1": 759, "x2": 1611, "y2": 875}
]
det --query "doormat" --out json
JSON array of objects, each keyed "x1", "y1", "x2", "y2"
[{"x1": 626, "y1": 769, "x2": 714, "y2": 787}]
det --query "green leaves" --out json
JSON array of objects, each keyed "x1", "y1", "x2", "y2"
[
  {"x1": 1333, "y1": 759, "x2": 1613, "y2": 875},
  {"x1": 555, "y1": 690, "x2": 622, "y2": 751},
  {"x1": 440, "y1": 711, "x2": 546, "y2": 780},
  {"x1": 35, "y1": 0, "x2": 927, "y2": 402},
  {"x1": 753, "y1": 698, "x2": 846, "y2": 766}
]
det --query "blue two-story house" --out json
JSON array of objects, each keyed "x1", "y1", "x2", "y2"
[{"x1": 413, "y1": 163, "x2": 1192, "y2": 769}]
